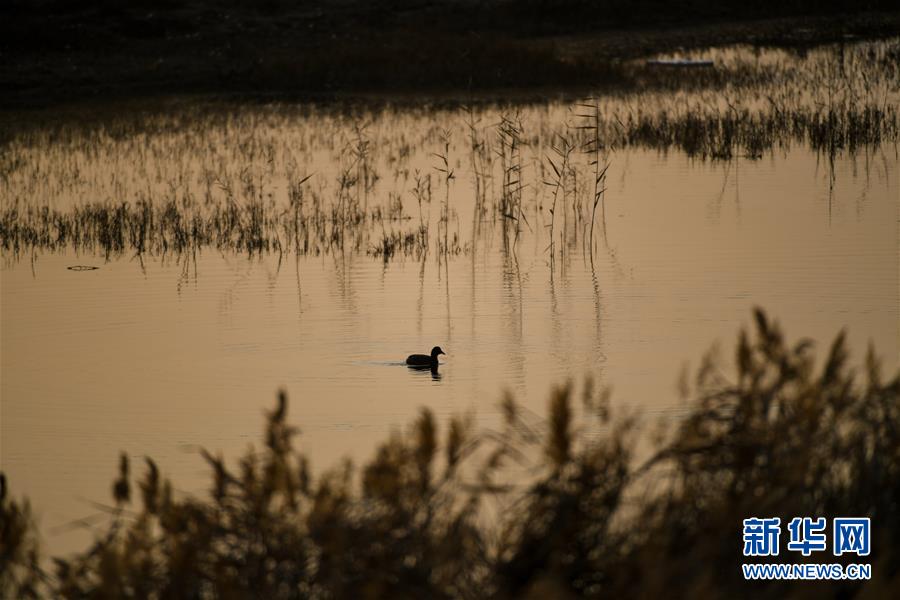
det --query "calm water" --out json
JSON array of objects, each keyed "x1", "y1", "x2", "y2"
[
  {"x1": 2, "y1": 143, "x2": 900, "y2": 550},
  {"x1": 1, "y1": 93, "x2": 898, "y2": 556}
]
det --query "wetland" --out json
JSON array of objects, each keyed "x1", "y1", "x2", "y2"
[{"x1": 1, "y1": 27, "x2": 899, "y2": 597}]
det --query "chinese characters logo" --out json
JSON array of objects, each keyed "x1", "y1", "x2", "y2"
[{"x1": 743, "y1": 517, "x2": 870, "y2": 557}]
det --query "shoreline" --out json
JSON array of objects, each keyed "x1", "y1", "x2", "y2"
[{"x1": 1, "y1": 9, "x2": 898, "y2": 110}]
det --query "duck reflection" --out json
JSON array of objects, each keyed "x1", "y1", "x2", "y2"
[
  {"x1": 405, "y1": 363, "x2": 442, "y2": 380},
  {"x1": 406, "y1": 362, "x2": 442, "y2": 381}
]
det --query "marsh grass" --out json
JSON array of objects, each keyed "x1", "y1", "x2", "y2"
[
  {"x1": 2, "y1": 309, "x2": 899, "y2": 597},
  {"x1": 0, "y1": 475, "x2": 42, "y2": 598},
  {"x1": 575, "y1": 99, "x2": 612, "y2": 261},
  {"x1": 544, "y1": 129, "x2": 575, "y2": 264},
  {"x1": 0, "y1": 40, "x2": 897, "y2": 264},
  {"x1": 497, "y1": 113, "x2": 527, "y2": 249}
]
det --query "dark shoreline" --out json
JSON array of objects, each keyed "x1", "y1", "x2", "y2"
[{"x1": 1, "y1": 5, "x2": 898, "y2": 111}]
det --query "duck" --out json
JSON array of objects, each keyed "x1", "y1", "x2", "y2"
[{"x1": 406, "y1": 346, "x2": 446, "y2": 368}]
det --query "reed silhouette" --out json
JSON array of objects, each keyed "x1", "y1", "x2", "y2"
[{"x1": 2, "y1": 309, "x2": 898, "y2": 598}]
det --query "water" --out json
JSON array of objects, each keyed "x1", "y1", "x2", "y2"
[
  {"x1": 1, "y1": 40, "x2": 899, "y2": 555},
  {"x1": 3, "y1": 140, "x2": 897, "y2": 556}
]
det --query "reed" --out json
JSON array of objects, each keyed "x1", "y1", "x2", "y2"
[
  {"x1": 432, "y1": 129, "x2": 456, "y2": 256},
  {"x1": 544, "y1": 131, "x2": 573, "y2": 264},
  {"x1": 497, "y1": 113, "x2": 526, "y2": 249},
  {"x1": 1, "y1": 39, "x2": 897, "y2": 265},
  {"x1": 2, "y1": 310, "x2": 898, "y2": 597},
  {"x1": 464, "y1": 106, "x2": 489, "y2": 227},
  {"x1": 575, "y1": 98, "x2": 611, "y2": 260}
]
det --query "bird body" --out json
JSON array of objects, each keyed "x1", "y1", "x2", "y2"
[{"x1": 406, "y1": 346, "x2": 445, "y2": 367}]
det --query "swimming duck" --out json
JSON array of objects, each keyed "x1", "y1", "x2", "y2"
[{"x1": 406, "y1": 346, "x2": 446, "y2": 367}]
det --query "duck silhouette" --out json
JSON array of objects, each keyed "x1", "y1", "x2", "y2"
[{"x1": 406, "y1": 346, "x2": 446, "y2": 368}]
